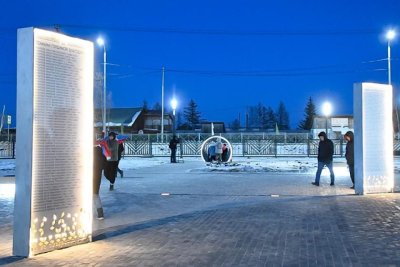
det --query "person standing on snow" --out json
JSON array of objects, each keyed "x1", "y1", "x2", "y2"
[
  {"x1": 344, "y1": 131, "x2": 355, "y2": 189},
  {"x1": 312, "y1": 131, "x2": 335, "y2": 186},
  {"x1": 169, "y1": 135, "x2": 179, "y2": 163},
  {"x1": 215, "y1": 138, "x2": 223, "y2": 162}
]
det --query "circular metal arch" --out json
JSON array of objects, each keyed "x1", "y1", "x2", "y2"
[{"x1": 200, "y1": 135, "x2": 233, "y2": 163}]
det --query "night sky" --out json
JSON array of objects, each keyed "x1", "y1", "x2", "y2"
[{"x1": 1, "y1": 0, "x2": 400, "y2": 128}]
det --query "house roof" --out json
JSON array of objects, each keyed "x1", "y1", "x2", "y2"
[
  {"x1": 314, "y1": 115, "x2": 353, "y2": 119},
  {"x1": 201, "y1": 121, "x2": 225, "y2": 125},
  {"x1": 94, "y1": 108, "x2": 142, "y2": 127},
  {"x1": 143, "y1": 110, "x2": 173, "y2": 117}
]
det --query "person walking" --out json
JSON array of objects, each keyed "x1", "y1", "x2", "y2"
[
  {"x1": 312, "y1": 131, "x2": 335, "y2": 186},
  {"x1": 169, "y1": 135, "x2": 179, "y2": 163},
  {"x1": 98, "y1": 132, "x2": 120, "y2": 191},
  {"x1": 93, "y1": 143, "x2": 106, "y2": 219},
  {"x1": 344, "y1": 131, "x2": 355, "y2": 189},
  {"x1": 116, "y1": 142, "x2": 124, "y2": 178}
]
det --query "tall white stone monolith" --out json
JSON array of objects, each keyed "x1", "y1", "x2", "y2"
[
  {"x1": 354, "y1": 83, "x2": 394, "y2": 194},
  {"x1": 14, "y1": 28, "x2": 94, "y2": 256}
]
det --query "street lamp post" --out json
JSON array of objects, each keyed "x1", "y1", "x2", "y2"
[
  {"x1": 97, "y1": 37, "x2": 107, "y2": 135},
  {"x1": 386, "y1": 30, "x2": 396, "y2": 85},
  {"x1": 322, "y1": 102, "x2": 332, "y2": 137},
  {"x1": 171, "y1": 98, "x2": 178, "y2": 135},
  {"x1": 385, "y1": 29, "x2": 399, "y2": 135}
]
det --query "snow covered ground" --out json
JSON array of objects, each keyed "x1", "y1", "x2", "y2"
[{"x1": 2, "y1": 156, "x2": 400, "y2": 177}]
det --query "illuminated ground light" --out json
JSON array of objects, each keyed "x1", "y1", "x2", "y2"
[{"x1": 0, "y1": 184, "x2": 15, "y2": 198}]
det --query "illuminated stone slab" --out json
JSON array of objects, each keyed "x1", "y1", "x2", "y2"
[
  {"x1": 14, "y1": 28, "x2": 93, "y2": 256},
  {"x1": 354, "y1": 83, "x2": 394, "y2": 194}
]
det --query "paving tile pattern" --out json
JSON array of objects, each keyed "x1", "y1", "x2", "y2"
[
  {"x1": 1, "y1": 160, "x2": 400, "y2": 266},
  {"x1": 1, "y1": 194, "x2": 400, "y2": 266}
]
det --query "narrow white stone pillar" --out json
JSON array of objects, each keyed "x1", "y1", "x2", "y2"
[
  {"x1": 354, "y1": 83, "x2": 394, "y2": 194},
  {"x1": 14, "y1": 28, "x2": 94, "y2": 256}
]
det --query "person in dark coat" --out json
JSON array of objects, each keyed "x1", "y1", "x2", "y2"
[
  {"x1": 104, "y1": 132, "x2": 119, "y2": 190},
  {"x1": 222, "y1": 143, "x2": 228, "y2": 162},
  {"x1": 93, "y1": 144, "x2": 106, "y2": 219},
  {"x1": 116, "y1": 142, "x2": 124, "y2": 178},
  {"x1": 169, "y1": 135, "x2": 179, "y2": 163},
  {"x1": 312, "y1": 131, "x2": 335, "y2": 186},
  {"x1": 344, "y1": 131, "x2": 355, "y2": 189}
]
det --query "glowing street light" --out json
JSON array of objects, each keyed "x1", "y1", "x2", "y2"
[
  {"x1": 322, "y1": 102, "x2": 332, "y2": 136},
  {"x1": 170, "y1": 98, "x2": 178, "y2": 134},
  {"x1": 386, "y1": 29, "x2": 396, "y2": 85},
  {"x1": 97, "y1": 37, "x2": 107, "y2": 135},
  {"x1": 170, "y1": 98, "x2": 178, "y2": 116}
]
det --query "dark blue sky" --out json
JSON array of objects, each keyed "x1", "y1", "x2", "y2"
[{"x1": 1, "y1": 0, "x2": 400, "y2": 128}]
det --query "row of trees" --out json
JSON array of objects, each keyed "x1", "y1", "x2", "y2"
[
  {"x1": 230, "y1": 98, "x2": 316, "y2": 131},
  {"x1": 143, "y1": 97, "x2": 317, "y2": 131},
  {"x1": 96, "y1": 74, "x2": 317, "y2": 131},
  {"x1": 235, "y1": 101, "x2": 290, "y2": 130},
  {"x1": 143, "y1": 99, "x2": 201, "y2": 130}
]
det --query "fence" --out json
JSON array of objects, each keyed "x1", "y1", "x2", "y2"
[
  {"x1": 121, "y1": 133, "x2": 345, "y2": 157},
  {"x1": 0, "y1": 140, "x2": 15, "y2": 159},
  {"x1": 2, "y1": 132, "x2": 400, "y2": 159}
]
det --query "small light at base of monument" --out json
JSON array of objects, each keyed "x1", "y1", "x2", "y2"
[{"x1": 0, "y1": 184, "x2": 15, "y2": 198}]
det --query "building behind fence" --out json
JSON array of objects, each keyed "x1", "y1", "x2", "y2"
[{"x1": 2, "y1": 132, "x2": 400, "y2": 159}]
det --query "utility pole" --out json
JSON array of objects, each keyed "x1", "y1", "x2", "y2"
[
  {"x1": 161, "y1": 66, "x2": 165, "y2": 143},
  {"x1": 0, "y1": 105, "x2": 5, "y2": 134}
]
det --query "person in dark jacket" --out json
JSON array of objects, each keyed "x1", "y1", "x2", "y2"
[
  {"x1": 93, "y1": 144, "x2": 106, "y2": 219},
  {"x1": 169, "y1": 135, "x2": 179, "y2": 163},
  {"x1": 344, "y1": 131, "x2": 355, "y2": 189},
  {"x1": 116, "y1": 142, "x2": 124, "y2": 178},
  {"x1": 312, "y1": 131, "x2": 335, "y2": 186},
  {"x1": 104, "y1": 132, "x2": 119, "y2": 190}
]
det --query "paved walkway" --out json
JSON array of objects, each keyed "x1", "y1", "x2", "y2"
[{"x1": 1, "y1": 159, "x2": 400, "y2": 266}]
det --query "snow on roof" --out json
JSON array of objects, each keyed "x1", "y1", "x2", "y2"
[{"x1": 94, "y1": 108, "x2": 142, "y2": 127}]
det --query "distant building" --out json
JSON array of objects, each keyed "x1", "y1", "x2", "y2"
[
  {"x1": 142, "y1": 110, "x2": 173, "y2": 134},
  {"x1": 94, "y1": 108, "x2": 173, "y2": 134},
  {"x1": 200, "y1": 122, "x2": 226, "y2": 134},
  {"x1": 312, "y1": 115, "x2": 353, "y2": 139}
]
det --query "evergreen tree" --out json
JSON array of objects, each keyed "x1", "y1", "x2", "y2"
[
  {"x1": 153, "y1": 102, "x2": 161, "y2": 111},
  {"x1": 183, "y1": 99, "x2": 201, "y2": 129},
  {"x1": 230, "y1": 118, "x2": 241, "y2": 130},
  {"x1": 276, "y1": 101, "x2": 290, "y2": 130},
  {"x1": 298, "y1": 97, "x2": 316, "y2": 130},
  {"x1": 257, "y1": 103, "x2": 266, "y2": 129},
  {"x1": 248, "y1": 103, "x2": 266, "y2": 128},
  {"x1": 142, "y1": 99, "x2": 148, "y2": 112},
  {"x1": 247, "y1": 105, "x2": 259, "y2": 128},
  {"x1": 176, "y1": 111, "x2": 183, "y2": 129},
  {"x1": 265, "y1": 106, "x2": 276, "y2": 129}
]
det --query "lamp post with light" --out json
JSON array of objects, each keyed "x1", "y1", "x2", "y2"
[
  {"x1": 97, "y1": 37, "x2": 107, "y2": 135},
  {"x1": 170, "y1": 98, "x2": 178, "y2": 135},
  {"x1": 322, "y1": 102, "x2": 332, "y2": 137},
  {"x1": 386, "y1": 30, "x2": 396, "y2": 85},
  {"x1": 385, "y1": 29, "x2": 400, "y2": 135}
]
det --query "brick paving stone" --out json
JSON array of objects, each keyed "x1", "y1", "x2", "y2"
[{"x1": 1, "y1": 161, "x2": 400, "y2": 266}]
